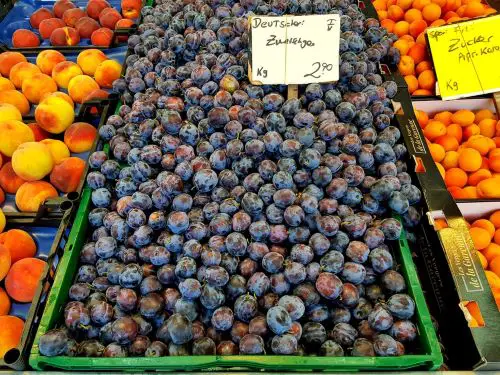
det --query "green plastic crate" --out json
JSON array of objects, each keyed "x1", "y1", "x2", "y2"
[{"x1": 29, "y1": 186, "x2": 442, "y2": 371}]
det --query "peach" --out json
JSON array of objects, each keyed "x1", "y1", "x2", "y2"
[
  {"x1": 64, "y1": 122, "x2": 97, "y2": 152},
  {"x1": 12, "y1": 29, "x2": 40, "y2": 48},
  {"x1": 39, "y1": 92, "x2": 74, "y2": 108},
  {"x1": 0, "y1": 90, "x2": 30, "y2": 116},
  {"x1": 68, "y1": 75, "x2": 100, "y2": 104},
  {"x1": 39, "y1": 18, "x2": 66, "y2": 39},
  {"x1": 50, "y1": 157, "x2": 85, "y2": 192},
  {"x1": 12, "y1": 142, "x2": 54, "y2": 181},
  {"x1": 0, "y1": 287, "x2": 10, "y2": 316},
  {"x1": 83, "y1": 88, "x2": 109, "y2": 102},
  {"x1": 21, "y1": 73, "x2": 58, "y2": 104},
  {"x1": 0, "y1": 77, "x2": 15, "y2": 91},
  {"x1": 0, "y1": 244, "x2": 10, "y2": 281},
  {"x1": 0, "y1": 163, "x2": 26, "y2": 194},
  {"x1": 0, "y1": 104, "x2": 22, "y2": 122},
  {"x1": 94, "y1": 59, "x2": 121, "y2": 88},
  {"x1": 0, "y1": 229, "x2": 37, "y2": 264},
  {"x1": 121, "y1": 0, "x2": 141, "y2": 19},
  {"x1": 0, "y1": 209, "x2": 4, "y2": 233},
  {"x1": 0, "y1": 188, "x2": 4, "y2": 206},
  {"x1": 28, "y1": 123, "x2": 50, "y2": 142},
  {"x1": 30, "y1": 8, "x2": 54, "y2": 28},
  {"x1": 50, "y1": 26, "x2": 81, "y2": 46},
  {"x1": 40, "y1": 139, "x2": 70, "y2": 164},
  {"x1": 0, "y1": 120, "x2": 35, "y2": 157},
  {"x1": 15, "y1": 181, "x2": 58, "y2": 212},
  {"x1": 36, "y1": 50, "x2": 66, "y2": 75},
  {"x1": 99, "y1": 8, "x2": 122, "y2": 29},
  {"x1": 52, "y1": 61, "x2": 83, "y2": 88},
  {"x1": 53, "y1": 0, "x2": 76, "y2": 18},
  {"x1": 75, "y1": 16, "x2": 100, "y2": 38},
  {"x1": 35, "y1": 96, "x2": 75, "y2": 134},
  {"x1": 86, "y1": 0, "x2": 111, "y2": 19},
  {"x1": 115, "y1": 18, "x2": 134, "y2": 41},
  {"x1": 9, "y1": 62, "x2": 41, "y2": 89},
  {"x1": 91, "y1": 27, "x2": 113, "y2": 47},
  {"x1": 0, "y1": 316, "x2": 24, "y2": 358},
  {"x1": 5, "y1": 257, "x2": 46, "y2": 302},
  {"x1": 62, "y1": 8, "x2": 87, "y2": 27},
  {"x1": 76, "y1": 49, "x2": 108, "y2": 75},
  {"x1": 0, "y1": 52, "x2": 27, "y2": 77}
]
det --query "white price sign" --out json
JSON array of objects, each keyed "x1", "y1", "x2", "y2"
[{"x1": 250, "y1": 14, "x2": 340, "y2": 85}]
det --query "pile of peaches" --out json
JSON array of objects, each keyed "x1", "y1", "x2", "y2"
[
  {"x1": 374, "y1": 0, "x2": 496, "y2": 96},
  {"x1": 12, "y1": 0, "x2": 142, "y2": 48},
  {"x1": 0, "y1": 48, "x2": 122, "y2": 212}
]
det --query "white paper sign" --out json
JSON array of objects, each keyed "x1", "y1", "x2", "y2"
[{"x1": 250, "y1": 14, "x2": 340, "y2": 85}]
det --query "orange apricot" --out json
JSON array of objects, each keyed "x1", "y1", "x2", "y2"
[
  {"x1": 477, "y1": 251, "x2": 488, "y2": 269},
  {"x1": 463, "y1": 2, "x2": 484, "y2": 17},
  {"x1": 422, "y1": 2, "x2": 442, "y2": 20},
  {"x1": 463, "y1": 124, "x2": 480, "y2": 140},
  {"x1": 404, "y1": 75, "x2": 419, "y2": 93},
  {"x1": 475, "y1": 109, "x2": 495, "y2": 123},
  {"x1": 407, "y1": 43, "x2": 427, "y2": 64},
  {"x1": 468, "y1": 135, "x2": 494, "y2": 156},
  {"x1": 413, "y1": 0, "x2": 431, "y2": 9},
  {"x1": 394, "y1": 39, "x2": 411, "y2": 55},
  {"x1": 415, "y1": 60, "x2": 433, "y2": 75},
  {"x1": 423, "y1": 120, "x2": 446, "y2": 140},
  {"x1": 468, "y1": 169, "x2": 492, "y2": 186},
  {"x1": 452, "y1": 109, "x2": 475, "y2": 127},
  {"x1": 429, "y1": 143, "x2": 445, "y2": 162},
  {"x1": 442, "y1": 150, "x2": 459, "y2": 169},
  {"x1": 409, "y1": 19, "x2": 428, "y2": 38},
  {"x1": 381, "y1": 19, "x2": 396, "y2": 32},
  {"x1": 398, "y1": 55, "x2": 415, "y2": 76},
  {"x1": 482, "y1": 243, "x2": 500, "y2": 262},
  {"x1": 463, "y1": 186, "x2": 478, "y2": 198},
  {"x1": 489, "y1": 211, "x2": 500, "y2": 229},
  {"x1": 434, "y1": 111, "x2": 453, "y2": 125},
  {"x1": 415, "y1": 109, "x2": 429, "y2": 128},
  {"x1": 393, "y1": 20, "x2": 410, "y2": 37},
  {"x1": 418, "y1": 69, "x2": 436, "y2": 90},
  {"x1": 446, "y1": 123, "x2": 463, "y2": 143},
  {"x1": 469, "y1": 227, "x2": 491, "y2": 250},
  {"x1": 444, "y1": 167, "x2": 468, "y2": 187},
  {"x1": 472, "y1": 219, "x2": 495, "y2": 239},
  {"x1": 405, "y1": 8, "x2": 424, "y2": 22},
  {"x1": 458, "y1": 148, "x2": 482, "y2": 172},
  {"x1": 388, "y1": 5, "x2": 405, "y2": 20},
  {"x1": 478, "y1": 118, "x2": 496, "y2": 138},
  {"x1": 436, "y1": 162, "x2": 446, "y2": 178},
  {"x1": 435, "y1": 134, "x2": 459, "y2": 151}
]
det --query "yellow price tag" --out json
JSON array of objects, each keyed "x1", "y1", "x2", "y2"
[{"x1": 427, "y1": 15, "x2": 500, "y2": 100}]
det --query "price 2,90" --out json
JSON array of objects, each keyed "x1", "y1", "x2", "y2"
[{"x1": 304, "y1": 62, "x2": 333, "y2": 79}]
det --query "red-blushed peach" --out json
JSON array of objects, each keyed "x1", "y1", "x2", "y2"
[
  {"x1": 76, "y1": 49, "x2": 108, "y2": 75},
  {"x1": 0, "y1": 211, "x2": 5, "y2": 234},
  {"x1": 62, "y1": 8, "x2": 87, "y2": 27},
  {"x1": 53, "y1": 0, "x2": 76, "y2": 18},
  {"x1": 0, "y1": 120, "x2": 35, "y2": 157},
  {"x1": 83, "y1": 89, "x2": 109, "y2": 103},
  {"x1": 0, "y1": 315, "x2": 23, "y2": 357},
  {"x1": 40, "y1": 139, "x2": 70, "y2": 164},
  {"x1": 39, "y1": 92, "x2": 74, "y2": 108},
  {"x1": 121, "y1": 0, "x2": 141, "y2": 19},
  {"x1": 94, "y1": 59, "x2": 121, "y2": 88},
  {"x1": 86, "y1": 0, "x2": 111, "y2": 19},
  {"x1": 5, "y1": 258, "x2": 46, "y2": 303},
  {"x1": 21, "y1": 73, "x2": 58, "y2": 104},
  {"x1": 0, "y1": 77, "x2": 15, "y2": 91},
  {"x1": 0, "y1": 154, "x2": 2, "y2": 170},
  {"x1": 27, "y1": 123, "x2": 50, "y2": 142},
  {"x1": 0, "y1": 188, "x2": 4, "y2": 206},
  {"x1": 64, "y1": 122, "x2": 97, "y2": 153},
  {"x1": 99, "y1": 8, "x2": 122, "y2": 29},
  {"x1": 0, "y1": 243, "x2": 10, "y2": 279},
  {"x1": 0, "y1": 90, "x2": 30, "y2": 116},
  {"x1": 12, "y1": 30, "x2": 40, "y2": 48},
  {"x1": 34, "y1": 96, "x2": 74, "y2": 134},
  {"x1": 35, "y1": 50, "x2": 66, "y2": 75},
  {"x1": 0, "y1": 162, "x2": 26, "y2": 194},
  {"x1": 115, "y1": 18, "x2": 134, "y2": 41},
  {"x1": 12, "y1": 142, "x2": 54, "y2": 181},
  {"x1": 39, "y1": 18, "x2": 66, "y2": 39},
  {"x1": 50, "y1": 157, "x2": 85, "y2": 192},
  {"x1": 68, "y1": 75, "x2": 100, "y2": 104},
  {"x1": 0, "y1": 104, "x2": 22, "y2": 122},
  {"x1": 0, "y1": 229, "x2": 37, "y2": 263},
  {"x1": 51, "y1": 61, "x2": 83, "y2": 89},
  {"x1": 0, "y1": 52, "x2": 27, "y2": 77},
  {"x1": 75, "y1": 16, "x2": 100, "y2": 38},
  {"x1": 90, "y1": 27, "x2": 113, "y2": 47},
  {"x1": 50, "y1": 26, "x2": 81, "y2": 46},
  {"x1": 16, "y1": 181, "x2": 58, "y2": 212},
  {"x1": 30, "y1": 8, "x2": 54, "y2": 28},
  {"x1": 9, "y1": 62, "x2": 41, "y2": 89}
]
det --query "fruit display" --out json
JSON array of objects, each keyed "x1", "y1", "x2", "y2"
[
  {"x1": 414, "y1": 103, "x2": 500, "y2": 199},
  {"x1": 373, "y1": 0, "x2": 496, "y2": 96},
  {"x1": 33, "y1": 0, "x2": 439, "y2": 361},
  {"x1": 0, "y1": 0, "x2": 144, "y2": 48}
]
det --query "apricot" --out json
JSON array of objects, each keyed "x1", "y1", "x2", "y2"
[
  {"x1": 99, "y1": 8, "x2": 122, "y2": 29},
  {"x1": 475, "y1": 109, "x2": 495, "y2": 123},
  {"x1": 12, "y1": 142, "x2": 54, "y2": 181},
  {"x1": 121, "y1": 0, "x2": 141, "y2": 18},
  {"x1": 0, "y1": 52, "x2": 27, "y2": 77},
  {"x1": 422, "y1": 2, "x2": 442, "y2": 21},
  {"x1": 479, "y1": 118, "x2": 496, "y2": 138},
  {"x1": 15, "y1": 181, "x2": 58, "y2": 212},
  {"x1": 462, "y1": 186, "x2": 478, "y2": 199},
  {"x1": 68, "y1": 75, "x2": 100, "y2": 104},
  {"x1": 39, "y1": 18, "x2": 66, "y2": 39},
  {"x1": 0, "y1": 287, "x2": 10, "y2": 316},
  {"x1": 415, "y1": 109, "x2": 429, "y2": 128},
  {"x1": 39, "y1": 92, "x2": 74, "y2": 109},
  {"x1": 483, "y1": 243, "x2": 500, "y2": 263},
  {"x1": 35, "y1": 96, "x2": 75, "y2": 134},
  {"x1": 0, "y1": 120, "x2": 35, "y2": 157},
  {"x1": 442, "y1": 150, "x2": 459, "y2": 169},
  {"x1": 393, "y1": 20, "x2": 410, "y2": 37},
  {"x1": 489, "y1": 211, "x2": 500, "y2": 229},
  {"x1": 463, "y1": 124, "x2": 481, "y2": 141},
  {"x1": 0, "y1": 77, "x2": 15, "y2": 91},
  {"x1": 36, "y1": 50, "x2": 66, "y2": 75},
  {"x1": 444, "y1": 167, "x2": 467, "y2": 188},
  {"x1": 468, "y1": 135, "x2": 494, "y2": 156},
  {"x1": 423, "y1": 120, "x2": 446, "y2": 140},
  {"x1": 477, "y1": 177, "x2": 500, "y2": 199},
  {"x1": 417, "y1": 69, "x2": 436, "y2": 90},
  {"x1": 21, "y1": 73, "x2": 58, "y2": 104},
  {"x1": 9, "y1": 62, "x2": 41, "y2": 89},
  {"x1": 404, "y1": 75, "x2": 418, "y2": 93},
  {"x1": 40, "y1": 139, "x2": 70, "y2": 164},
  {"x1": 0, "y1": 229, "x2": 37, "y2": 264},
  {"x1": 468, "y1": 169, "x2": 491, "y2": 186},
  {"x1": 0, "y1": 103, "x2": 22, "y2": 122},
  {"x1": 446, "y1": 123, "x2": 463, "y2": 143},
  {"x1": 30, "y1": 8, "x2": 54, "y2": 28},
  {"x1": 435, "y1": 134, "x2": 458, "y2": 151},
  {"x1": 62, "y1": 8, "x2": 87, "y2": 27},
  {"x1": 416, "y1": 61, "x2": 433, "y2": 75},
  {"x1": 0, "y1": 244, "x2": 10, "y2": 281},
  {"x1": 0, "y1": 316, "x2": 24, "y2": 358},
  {"x1": 0, "y1": 163, "x2": 26, "y2": 194},
  {"x1": 91, "y1": 27, "x2": 114, "y2": 47},
  {"x1": 470, "y1": 227, "x2": 491, "y2": 250},
  {"x1": 50, "y1": 26, "x2": 81, "y2": 46},
  {"x1": 53, "y1": 0, "x2": 76, "y2": 18},
  {"x1": 51, "y1": 61, "x2": 83, "y2": 89},
  {"x1": 12, "y1": 29, "x2": 40, "y2": 48},
  {"x1": 75, "y1": 16, "x2": 100, "y2": 38},
  {"x1": 5, "y1": 257, "x2": 46, "y2": 303},
  {"x1": 429, "y1": 143, "x2": 445, "y2": 162},
  {"x1": 398, "y1": 55, "x2": 415, "y2": 76},
  {"x1": 452, "y1": 109, "x2": 475, "y2": 126},
  {"x1": 94, "y1": 59, "x2": 121, "y2": 88},
  {"x1": 458, "y1": 148, "x2": 482, "y2": 172},
  {"x1": 50, "y1": 157, "x2": 86, "y2": 192},
  {"x1": 76, "y1": 49, "x2": 108, "y2": 75},
  {"x1": 409, "y1": 20, "x2": 427, "y2": 39},
  {"x1": 477, "y1": 251, "x2": 488, "y2": 269},
  {"x1": 86, "y1": 0, "x2": 111, "y2": 20}
]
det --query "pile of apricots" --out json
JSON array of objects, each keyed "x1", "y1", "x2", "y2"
[
  {"x1": 13, "y1": 0, "x2": 142, "y2": 48},
  {"x1": 416, "y1": 107, "x2": 500, "y2": 199},
  {"x1": 374, "y1": 0, "x2": 496, "y2": 95}
]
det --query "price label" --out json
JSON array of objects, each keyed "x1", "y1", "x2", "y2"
[
  {"x1": 249, "y1": 14, "x2": 340, "y2": 85},
  {"x1": 427, "y1": 14, "x2": 500, "y2": 100}
]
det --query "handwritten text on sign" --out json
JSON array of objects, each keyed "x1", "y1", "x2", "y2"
[
  {"x1": 250, "y1": 14, "x2": 340, "y2": 85},
  {"x1": 427, "y1": 15, "x2": 500, "y2": 100}
]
